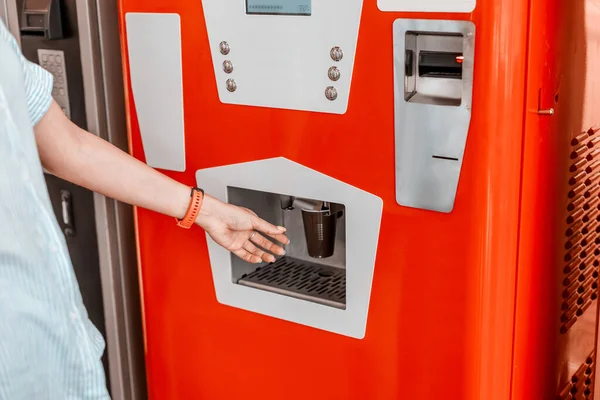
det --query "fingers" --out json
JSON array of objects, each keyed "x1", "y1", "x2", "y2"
[
  {"x1": 232, "y1": 248, "x2": 262, "y2": 264},
  {"x1": 243, "y1": 240, "x2": 276, "y2": 263},
  {"x1": 269, "y1": 232, "x2": 290, "y2": 245},
  {"x1": 236, "y1": 206, "x2": 289, "y2": 243},
  {"x1": 232, "y1": 240, "x2": 277, "y2": 264},
  {"x1": 251, "y1": 217, "x2": 290, "y2": 243},
  {"x1": 250, "y1": 232, "x2": 286, "y2": 256},
  {"x1": 241, "y1": 207, "x2": 258, "y2": 217}
]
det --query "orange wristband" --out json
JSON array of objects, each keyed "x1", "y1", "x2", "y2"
[{"x1": 176, "y1": 187, "x2": 204, "y2": 229}]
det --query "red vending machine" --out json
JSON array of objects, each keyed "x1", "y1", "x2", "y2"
[{"x1": 118, "y1": 0, "x2": 600, "y2": 398}]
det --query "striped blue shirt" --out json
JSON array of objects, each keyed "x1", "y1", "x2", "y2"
[{"x1": 0, "y1": 20, "x2": 109, "y2": 399}]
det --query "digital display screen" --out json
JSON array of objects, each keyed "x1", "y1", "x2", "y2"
[{"x1": 246, "y1": 0, "x2": 311, "y2": 16}]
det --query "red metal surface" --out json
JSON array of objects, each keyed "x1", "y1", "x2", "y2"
[
  {"x1": 116, "y1": 0, "x2": 600, "y2": 399},
  {"x1": 512, "y1": 1, "x2": 600, "y2": 399}
]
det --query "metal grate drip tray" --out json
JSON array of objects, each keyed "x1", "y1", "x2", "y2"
[{"x1": 237, "y1": 257, "x2": 346, "y2": 309}]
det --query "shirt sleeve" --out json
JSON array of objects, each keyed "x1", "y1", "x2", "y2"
[{"x1": 1, "y1": 22, "x2": 54, "y2": 126}]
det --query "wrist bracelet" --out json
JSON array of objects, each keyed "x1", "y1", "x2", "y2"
[{"x1": 176, "y1": 187, "x2": 204, "y2": 229}]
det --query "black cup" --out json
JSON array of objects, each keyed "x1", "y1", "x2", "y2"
[{"x1": 301, "y1": 209, "x2": 342, "y2": 258}]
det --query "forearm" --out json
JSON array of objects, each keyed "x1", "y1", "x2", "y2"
[
  {"x1": 33, "y1": 101, "x2": 287, "y2": 263},
  {"x1": 35, "y1": 101, "x2": 192, "y2": 220}
]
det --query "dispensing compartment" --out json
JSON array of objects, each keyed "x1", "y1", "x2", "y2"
[
  {"x1": 19, "y1": 0, "x2": 63, "y2": 40},
  {"x1": 227, "y1": 186, "x2": 347, "y2": 310},
  {"x1": 404, "y1": 31, "x2": 464, "y2": 106},
  {"x1": 196, "y1": 157, "x2": 383, "y2": 338}
]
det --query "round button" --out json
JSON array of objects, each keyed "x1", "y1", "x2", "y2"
[
  {"x1": 219, "y1": 41, "x2": 230, "y2": 55},
  {"x1": 226, "y1": 79, "x2": 237, "y2": 92},
  {"x1": 49, "y1": 55, "x2": 55, "y2": 62},
  {"x1": 58, "y1": 77, "x2": 64, "y2": 84},
  {"x1": 59, "y1": 89, "x2": 65, "y2": 96},
  {"x1": 56, "y1": 56, "x2": 62, "y2": 64},
  {"x1": 330, "y1": 47, "x2": 343, "y2": 62},
  {"x1": 328, "y1": 66, "x2": 341, "y2": 81},
  {"x1": 325, "y1": 86, "x2": 338, "y2": 101},
  {"x1": 223, "y1": 60, "x2": 234, "y2": 74},
  {"x1": 57, "y1": 66, "x2": 63, "y2": 73}
]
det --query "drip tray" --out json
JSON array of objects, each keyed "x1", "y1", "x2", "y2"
[{"x1": 237, "y1": 257, "x2": 346, "y2": 310}]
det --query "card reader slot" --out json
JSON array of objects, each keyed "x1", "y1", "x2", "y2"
[{"x1": 418, "y1": 51, "x2": 463, "y2": 79}]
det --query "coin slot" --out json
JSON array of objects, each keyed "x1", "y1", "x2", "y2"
[{"x1": 432, "y1": 155, "x2": 459, "y2": 161}]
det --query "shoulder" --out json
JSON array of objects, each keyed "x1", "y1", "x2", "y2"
[{"x1": 0, "y1": 20, "x2": 54, "y2": 126}]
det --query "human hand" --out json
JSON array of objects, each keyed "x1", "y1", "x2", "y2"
[{"x1": 195, "y1": 195, "x2": 289, "y2": 264}]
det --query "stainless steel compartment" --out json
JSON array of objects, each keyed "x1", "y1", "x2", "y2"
[{"x1": 227, "y1": 186, "x2": 347, "y2": 309}]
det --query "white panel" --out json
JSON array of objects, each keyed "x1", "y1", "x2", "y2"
[
  {"x1": 196, "y1": 158, "x2": 383, "y2": 339},
  {"x1": 378, "y1": 0, "x2": 475, "y2": 12},
  {"x1": 201, "y1": 0, "x2": 363, "y2": 114},
  {"x1": 125, "y1": 13, "x2": 185, "y2": 172}
]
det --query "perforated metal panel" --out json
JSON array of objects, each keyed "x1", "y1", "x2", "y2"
[
  {"x1": 562, "y1": 129, "x2": 600, "y2": 335},
  {"x1": 237, "y1": 257, "x2": 346, "y2": 309},
  {"x1": 558, "y1": 350, "x2": 596, "y2": 399}
]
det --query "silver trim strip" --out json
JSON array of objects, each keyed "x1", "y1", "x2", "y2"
[
  {"x1": 0, "y1": 0, "x2": 7, "y2": 25},
  {"x1": 76, "y1": 1, "x2": 147, "y2": 399},
  {"x1": 1, "y1": 0, "x2": 20, "y2": 46}
]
